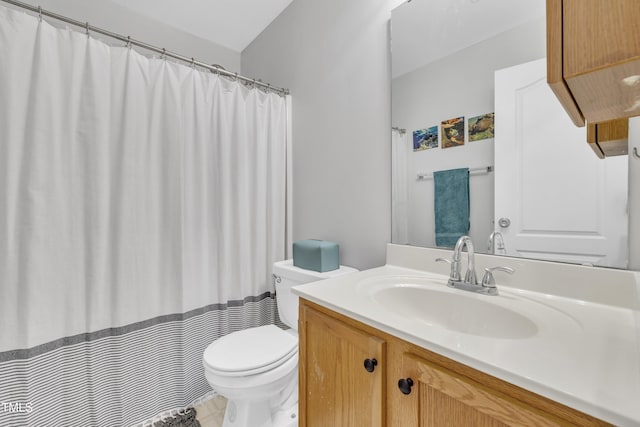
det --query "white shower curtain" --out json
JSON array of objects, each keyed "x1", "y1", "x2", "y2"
[
  {"x1": 0, "y1": 5, "x2": 287, "y2": 426},
  {"x1": 391, "y1": 129, "x2": 408, "y2": 244}
]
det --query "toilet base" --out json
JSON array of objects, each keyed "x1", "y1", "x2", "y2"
[
  {"x1": 272, "y1": 403, "x2": 298, "y2": 427},
  {"x1": 222, "y1": 399, "x2": 297, "y2": 427},
  {"x1": 222, "y1": 399, "x2": 269, "y2": 427}
]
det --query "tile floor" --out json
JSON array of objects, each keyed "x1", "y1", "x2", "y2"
[{"x1": 194, "y1": 395, "x2": 227, "y2": 427}]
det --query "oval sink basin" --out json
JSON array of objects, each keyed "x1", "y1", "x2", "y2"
[{"x1": 358, "y1": 276, "x2": 540, "y2": 339}]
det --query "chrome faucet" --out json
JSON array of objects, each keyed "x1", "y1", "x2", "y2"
[
  {"x1": 453, "y1": 235, "x2": 477, "y2": 285},
  {"x1": 436, "y1": 235, "x2": 513, "y2": 296},
  {"x1": 487, "y1": 231, "x2": 505, "y2": 254}
]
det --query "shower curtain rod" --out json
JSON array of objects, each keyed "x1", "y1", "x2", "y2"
[{"x1": 0, "y1": 0, "x2": 290, "y2": 96}]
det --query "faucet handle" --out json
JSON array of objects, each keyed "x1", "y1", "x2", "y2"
[
  {"x1": 436, "y1": 257, "x2": 461, "y2": 281},
  {"x1": 481, "y1": 266, "x2": 515, "y2": 288}
]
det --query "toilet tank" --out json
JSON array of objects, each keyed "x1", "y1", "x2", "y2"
[{"x1": 272, "y1": 259, "x2": 358, "y2": 330}]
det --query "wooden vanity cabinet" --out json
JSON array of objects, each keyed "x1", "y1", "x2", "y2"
[
  {"x1": 397, "y1": 354, "x2": 568, "y2": 426},
  {"x1": 547, "y1": 0, "x2": 640, "y2": 127},
  {"x1": 298, "y1": 301, "x2": 385, "y2": 426},
  {"x1": 299, "y1": 299, "x2": 611, "y2": 427}
]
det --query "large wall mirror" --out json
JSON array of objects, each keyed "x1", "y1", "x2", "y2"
[{"x1": 390, "y1": 0, "x2": 631, "y2": 269}]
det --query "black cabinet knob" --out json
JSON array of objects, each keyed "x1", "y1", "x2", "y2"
[
  {"x1": 363, "y1": 358, "x2": 378, "y2": 373},
  {"x1": 398, "y1": 378, "x2": 414, "y2": 395}
]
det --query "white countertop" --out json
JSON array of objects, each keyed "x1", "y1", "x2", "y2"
[{"x1": 292, "y1": 245, "x2": 640, "y2": 426}]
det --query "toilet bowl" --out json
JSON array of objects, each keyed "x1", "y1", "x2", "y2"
[
  {"x1": 203, "y1": 325, "x2": 299, "y2": 427},
  {"x1": 203, "y1": 259, "x2": 357, "y2": 427}
]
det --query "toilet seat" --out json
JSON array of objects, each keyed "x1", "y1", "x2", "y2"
[{"x1": 203, "y1": 325, "x2": 298, "y2": 377}]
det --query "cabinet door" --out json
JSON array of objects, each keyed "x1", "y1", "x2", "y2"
[
  {"x1": 396, "y1": 353, "x2": 565, "y2": 426},
  {"x1": 299, "y1": 303, "x2": 385, "y2": 427},
  {"x1": 547, "y1": 0, "x2": 640, "y2": 124}
]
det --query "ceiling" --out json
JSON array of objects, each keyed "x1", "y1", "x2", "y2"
[
  {"x1": 108, "y1": 0, "x2": 408, "y2": 54},
  {"x1": 391, "y1": 0, "x2": 546, "y2": 78},
  {"x1": 109, "y1": 0, "x2": 295, "y2": 52}
]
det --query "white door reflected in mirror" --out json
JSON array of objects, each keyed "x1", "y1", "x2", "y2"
[{"x1": 494, "y1": 58, "x2": 628, "y2": 268}]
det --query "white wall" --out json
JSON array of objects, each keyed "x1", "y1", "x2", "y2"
[
  {"x1": 241, "y1": 0, "x2": 394, "y2": 270},
  {"x1": 391, "y1": 18, "x2": 546, "y2": 250},
  {"x1": 629, "y1": 117, "x2": 640, "y2": 270},
  {"x1": 8, "y1": 0, "x2": 240, "y2": 71}
]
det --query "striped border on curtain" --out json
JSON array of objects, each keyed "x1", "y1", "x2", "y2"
[{"x1": 0, "y1": 294, "x2": 280, "y2": 427}]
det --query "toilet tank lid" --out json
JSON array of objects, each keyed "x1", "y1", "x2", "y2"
[
  {"x1": 203, "y1": 325, "x2": 297, "y2": 374},
  {"x1": 273, "y1": 259, "x2": 358, "y2": 281}
]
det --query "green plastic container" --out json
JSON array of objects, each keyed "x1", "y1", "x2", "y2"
[{"x1": 292, "y1": 239, "x2": 340, "y2": 272}]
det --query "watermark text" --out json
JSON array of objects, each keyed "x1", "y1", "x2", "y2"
[{"x1": 1, "y1": 402, "x2": 33, "y2": 413}]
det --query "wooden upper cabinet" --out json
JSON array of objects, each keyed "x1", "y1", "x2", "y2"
[
  {"x1": 587, "y1": 118, "x2": 629, "y2": 158},
  {"x1": 547, "y1": 0, "x2": 640, "y2": 125}
]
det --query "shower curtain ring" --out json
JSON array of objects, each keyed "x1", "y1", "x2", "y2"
[
  {"x1": 126, "y1": 36, "x2": 131, "y2": 48},
  {"x1": 37, "y1": 6, "x2": 42, "y2": 22},
  {"x1": 85, "y1": 22, "x2": 90, "y2": 36},
  {"x1": 234, "y1": 72, "x2": 238, "y2": 81},
  {"x1": 191, "y1": 57, "x2": 195, "y2": 68},
  {"x1": 634, "y1": 147, "x2": 640, "y2": 159},
  {"x1": 161, "y1": 48, "x2": 166, "y2": 59}
]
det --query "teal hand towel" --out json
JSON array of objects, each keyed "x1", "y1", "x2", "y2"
[{"x1": 433, "y1": 168, "x2": 470, "y2": 247}]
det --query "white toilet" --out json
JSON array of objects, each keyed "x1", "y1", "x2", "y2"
[{"x1": 203, "y1": 259, "x2": 357, "y2": 427}]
